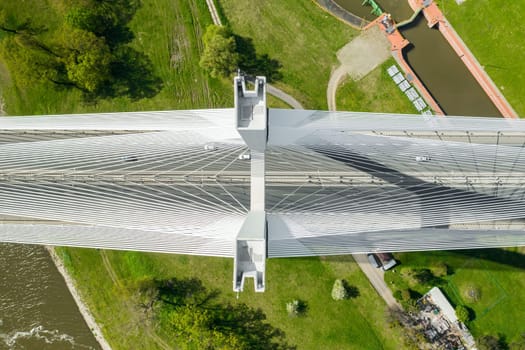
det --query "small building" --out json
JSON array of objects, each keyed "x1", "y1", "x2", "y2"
[{"x1": 426, "y1": 287, "x2": 458, "y2": 324}]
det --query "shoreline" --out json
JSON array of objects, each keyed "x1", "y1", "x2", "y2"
[{"x1": 45, "y1": 246, "x2": 112, "y2": 350}]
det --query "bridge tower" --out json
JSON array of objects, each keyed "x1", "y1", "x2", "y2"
[{"x1": 233, "y1": 76, "x2": 267, "y2": 292}]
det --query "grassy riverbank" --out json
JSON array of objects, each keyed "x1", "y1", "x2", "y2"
[
  {"x1": 58, "y1": 248, "x2": 408, "y2": 349},
  {"x1": 436, "y1": 0, "x2": 525, "y2": 117}
]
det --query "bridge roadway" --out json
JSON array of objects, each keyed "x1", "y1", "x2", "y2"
[{"x1": 1, "y1": 170, "x2": 524, "y2": 187}]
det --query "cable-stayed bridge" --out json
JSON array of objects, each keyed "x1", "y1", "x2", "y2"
[{"x1": 1, "y1": 76, "x2": 525, "y2": 292}]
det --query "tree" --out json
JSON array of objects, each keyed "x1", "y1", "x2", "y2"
[
  {"x1": 331, "y1": 279, "x2": 348, "y2": 300},
  {"x1": 58, "y1": 27, "x2": 112, "y2": 93},
  {"x1": 200, "y1": 25, "x2": 239, "y2": 78},
  {"x1": 477, "y1": 335, "x2": 506, "y2": 350},
  {"x1": 455, "y1": 304, "x2": 470, "y2": 323}
]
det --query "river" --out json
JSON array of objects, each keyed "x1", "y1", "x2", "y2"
[
  {"x1": 0, "y1": 243, "x2": 100, "y2": 350},
  {"x1": 334, "y1": 0, "x2": 502, "y2": 117}
]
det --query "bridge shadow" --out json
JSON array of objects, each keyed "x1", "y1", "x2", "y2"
[
  {"x1": 307, "y1": 142, "x2": 523, "y2": 229},
  {"x1": 452, "y1": 248, "x2": 525, "y2": 271}
]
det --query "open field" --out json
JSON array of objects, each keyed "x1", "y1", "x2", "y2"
[
  {"x1": 0, "y1": 0, "x2": 232, "y2": 115},
  {"x1": 385, "y1": 248, "x2": 525, "y2": 344},
  {"x1": 58, "y1": 248, "x2": 408, "y2": 349},
  {"x1": 218, "y1": 0, "x2": 357, "y2": 110},
  {"x1": 436, "y1": 0, "x2": 525, "y2": 117},
  {"x1": 336, "y1": 58, "x2": 418, "y2": 114}
]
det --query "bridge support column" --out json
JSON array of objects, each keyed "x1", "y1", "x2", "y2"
[{"x1": 233, "y1": 75, "x2": 267, "y2": 292}]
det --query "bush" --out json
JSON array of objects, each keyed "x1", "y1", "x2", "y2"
[
  {"x1": 331, "y1": 279, "x2": 348, "y2": 301},
  {"x1": 286, "y1": 300, "x2": 300, "y2": 317},
  {"x1": 455, "y1": 304, "x2": 470, "y2": 323},
  {"x1": 432, "y1": 262, "x2": 450, "y2": 277}
]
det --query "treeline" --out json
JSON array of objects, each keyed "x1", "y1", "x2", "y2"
[{"x1": 0, "y1": 0, "x2": 161, "y2": 100}]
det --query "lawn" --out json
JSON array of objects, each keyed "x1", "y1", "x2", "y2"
[
  {"x1": 0, "y1": 0, "x2": 233, "y2": 115},
  {"x1": 217, "y1": 0, "x2": 357, "y2": 110},
  {"x1": 435, "y1": 0, "x2": 525, "y2": 117},
  {"x1": 336, "y1": 58, "x2": 418, "y2": 114},
  {"x1": 58, "y1": 247, "x2": 408, "y2": 349},
  {"x1": 385, "y1": 248, "x2": 525, "y2": 344}
]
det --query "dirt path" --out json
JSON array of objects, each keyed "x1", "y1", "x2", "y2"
[{"x1": 327, "y1": 26, "x2": 390, "y2": 111}]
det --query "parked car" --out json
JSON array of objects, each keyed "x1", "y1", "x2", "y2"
[
  {"x1": 367, "y1": 253, "x2": 382, "y2": 268},
  {"x1": 376, "y1": 252, "x2": 397, "y2": 271}
]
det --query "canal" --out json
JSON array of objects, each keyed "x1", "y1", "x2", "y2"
[
  {"x1": 333, "y1": 0, "x2": 502, "y2": 117},
  {"x1": 0, "y1": 244, "x2": 100, "y2": 349}
]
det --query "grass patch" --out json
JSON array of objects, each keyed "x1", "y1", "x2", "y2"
[
  {"x1": 436, "y1": 0, "x2": 525, "y2": 116},
  {"x1": 0, "y1": 0, "x2": 233, "y2": 115},
  {"x1": 60, "y1": 248, "x2": 407, "y2": 349},
  {"x1": 336, "y1": 58, "x2": 418, "y2": 114},
  {"x1": 218, "y1": 0, "x2": 357, "y2": 109},
  {"x1": 385, "y1": 248, "x2": 525, "y2": 343}
]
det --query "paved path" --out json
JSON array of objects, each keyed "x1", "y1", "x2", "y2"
[
  {"x1": 267, "y1": 84, "x2": 304, "y2": 109},
  {"x1": 327, "y1": 26, "x2": 390, "y2": 111},
  {"x1": 204, "y1": 0, "x2": 303, "y2": 110},
  {"x1": 352, "y1": 253, "x2": 401, "y2": 309}
]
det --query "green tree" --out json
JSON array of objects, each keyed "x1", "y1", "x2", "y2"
[
  {"x1": 58, "y1": 27, "x2": 112, "y2": 92},
  {"x1": 166, "y1": 305, "x2": 242, "y2": 350},
  {"x1": 200, "y1": 25, "x2": 239, "y2": 78},
  {"x1": 455, "y1": 304, "x2": 470, "y2": 323},
  {"x1": 478, "y1": 335, "x2": 506, "y2": 350}
]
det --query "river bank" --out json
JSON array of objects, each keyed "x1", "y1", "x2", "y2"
[{"x1": 46, "y1": 247, "x2": 112, "y2": 350}]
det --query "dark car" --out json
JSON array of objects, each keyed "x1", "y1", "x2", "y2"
[{"x1": 367, "y1": 253, "x2": 382, "y2": 268}]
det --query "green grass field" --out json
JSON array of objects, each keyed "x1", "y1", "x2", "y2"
[
  {"x1": 385, "y1": 248, "x2": 525, "y2": 344},
  {"x1": 0, "y1": 0, "x2": 232, "y2": 115},
  {"x1": 218, "y1": 0, "x2": 357, "y2": 110},
  {"x1": 436, "y1": 0, "x2": 525, "y2": 117},
  {"x1": 336, "y1": 58, "x2": 418, "y2": 114},
  {"x1": 58, "y1": 248, "x2": 408, "y2": 349}
]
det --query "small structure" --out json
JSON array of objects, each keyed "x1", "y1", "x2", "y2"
[{"x1": 416, "y1": 287, "x2": 477, "y2": 350}]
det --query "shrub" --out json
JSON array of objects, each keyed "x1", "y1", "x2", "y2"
[
  {"x1": 286, "y1": 299, "x2": 307, "y2": 317},
  {"x1": 331, "y1": 279, "x2": 348, "y2": 301},
  {"x1": 432, "y1": 262, "x2": 450, "y2": 277},
  {"x1": 286, "y1": 300, "x2": 300, "y2": 317},
  {"x1": 455, "y1": 304, "x2": 470, "y2": 323}
]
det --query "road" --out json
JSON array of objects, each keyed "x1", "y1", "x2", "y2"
[{"x1": 352, "y1": 253, "x2": 401, "y2": 309}]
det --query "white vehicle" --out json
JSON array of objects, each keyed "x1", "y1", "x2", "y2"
[
  {"x1": 238, "y1": 153, "x2": 251, "y2": 160},
  {"x1": 415, "y1": 155, "x2": 431, "y2": 162},
  {"x1": 204, "y1": 143, "x2": 217, "y2": 151}
]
